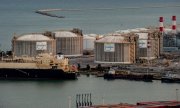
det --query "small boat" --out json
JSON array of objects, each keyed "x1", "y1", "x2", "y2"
[{"x1": 161, "y1": 72, "x2": 180, "y2": 83}]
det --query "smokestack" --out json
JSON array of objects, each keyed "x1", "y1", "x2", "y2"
[
  {"x1": 147, "y1": 35, "x2": 151, "y2": 49},
  {"x1": 147, "y1": 34, "x2": 151, "y2": 59},
  {"x1": 159, "y1": 16, "x2": 164, "y2": 32},
  {"x1": 172, "y1": 15, "x2": 176, "y2": 34},
  {"x1": 159, "y1": 17, "x2": 164, "y2": 55}
]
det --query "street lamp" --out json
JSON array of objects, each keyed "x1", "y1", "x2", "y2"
[
  {"x1": 176, "y1": 89, "x2": 179, "y2": 101},
  {"x1": 1, "y1": 51, "x2": 4, "y2": 61}
]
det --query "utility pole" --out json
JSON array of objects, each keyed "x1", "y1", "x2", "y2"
[
  {"x1": 147, "y1": 34, "x2": 151, "y2": 75},
  {"x1": 176, "y1": 89, "x2": 179, "y2": 101},
  {"x1": 1, "y1": 51, "x2": 4, "y2": 61},
  {"x1": 68, "y1": 96, "x2": 71, "y2": 108},
  {"x1": 102, "y1": 95, "x2": 105, "y2": 105}
]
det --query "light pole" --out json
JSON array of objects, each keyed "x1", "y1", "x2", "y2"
[
  {"x1": 1, "y1": 51, "x2": 4, "y2": 61},
  {"x1": 68, "y1": 96, "x2": 71, "y2": 108},
  {"x1": 176, "y1": 89, "x2": 179, "y2": 101}
]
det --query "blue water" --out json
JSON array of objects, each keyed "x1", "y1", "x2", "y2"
[
  {"x1": 0, "y1": 0, "x2": 180, "y2": 50},
  {"x1": 0, "y1": 1, "x2": 180, "y2": 108},
  {"x1": 0, "y1": 75, "x2": 180, "y2": 108}
]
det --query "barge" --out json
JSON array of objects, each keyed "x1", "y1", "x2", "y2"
[
  {"x1": 104, "y1": 68, "x2": 153, "y2": 82},
  {"x1": 0, "y1": 53, "x2": 77, "y2": 80}
]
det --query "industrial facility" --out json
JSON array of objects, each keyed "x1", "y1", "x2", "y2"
[
  {"x1": 163, "y1": 28, "x2": 180, "y2": 52},
  {"x1": 158, "y1": 16, "x2": 180, "y2": 52},
  {"x1": 94, "y1": 33, "x2": 137, "y2": 64},
  {"x1": 12, "y1": 29, "x2": 83, "y2": 57},
  {"x1": 54, "y1": 29, "x2": 83, "y2": 57},
  {"x1": 137, "y1": 30, "x2": 160, "y2": 61},
  {"x1": 10, "y1": 15, "x2": 179, "y2": 66},
  {"x1": 115, "y1": 28, "x2": 161, "y2": 63},
  {"x1": 12, "y1": 33, "x2": 56, "y2": 57}
]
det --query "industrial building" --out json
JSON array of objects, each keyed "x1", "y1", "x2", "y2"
[
  {"x1": 163, "y1": 29, "x2": 178, "y2": 51},
  {"x1": 136, "y1": 30, "x2": 160, "y2": 60},
  {"x1": 54, "y1": 29, "x2": 83, "y2": 57},
  {"x1": 116, "y1": 28, "x2": 161, "y2": 62},
  {"x1": 163, "y1": 29, "x2": 180, "y2": 52},
  {"x1": 159, "y1": 16, "x2": 180, "y2": 52},
  {"x1": 94, "y1": 33, "x2": 137, "y2": 64},
  {"x1": 12, "y1": 33, "x2": 56, "y2": 57}
]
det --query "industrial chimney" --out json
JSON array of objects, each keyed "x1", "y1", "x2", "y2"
[
  {"x1": 172, "y1": 15, "x2": 176, "y2": 34},
  {"x1": 159, "y1": 16, "x2": 164, "y2": 54},
  {"x1": 159, "y1": 16, "x2": 164, "y2": 32}
]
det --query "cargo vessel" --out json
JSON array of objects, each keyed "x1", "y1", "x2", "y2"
[{"x1": 0, "y1": 53, "x2": 77, "y2": 80}]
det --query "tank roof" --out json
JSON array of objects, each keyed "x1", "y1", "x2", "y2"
[
  {"x1": 15, "y1": 34, "x2": 52, "y2": 41},
  {"x1": 95, "y1": 35, "x2": 129, "y2": 43},
  {"x1": 83, "y1": 34, "x2": 96, "y2": 39},
  {"x1": 54, "y1": 31, "x2": 78, "y2": 37},
  {"x1": 115, "y1": 28, "x2": 150, "y2": 33}
]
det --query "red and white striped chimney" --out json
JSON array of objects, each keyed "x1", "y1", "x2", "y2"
[
  {"x1": 159, "y1": 16, "x2": 164, "y2": 32},
  {"x1": 147, "y1": 34, "x2": 151, "y2": 59},
  {"x1": 147, "y1": 34, "x2": 151, "y2": 49},
  {"x1": 172, "y1": 15, "x2": 176, "y2": 33}
]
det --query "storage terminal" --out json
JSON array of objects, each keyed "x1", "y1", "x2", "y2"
[{"x1": 1, "y1": 16, "x2": 180, "y2": 80}]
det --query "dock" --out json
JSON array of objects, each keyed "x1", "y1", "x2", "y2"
[{"x1": 80, "y1": 100, "x2": 180, "y2": 108}]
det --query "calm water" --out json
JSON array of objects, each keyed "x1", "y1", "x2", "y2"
[
  {"x1": 0, "y1": 75, "x2": 180, "y2": 108},
  {"x1": 0, "y1": 1, "x2": 180, "y2": 108},
  {"x1": 0, "y1": 0, "x2": 180, "y2": 50}
]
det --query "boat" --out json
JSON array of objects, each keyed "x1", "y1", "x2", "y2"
[
  {"x1": 161, "y1": 72, "x2": 180, "y2": 83},
  {"x1": 0, "y1": 53, "x2": 77, "y2": 80},
  {"x1": 104, "y1": 68, "x2": 153, "y2": 82}
]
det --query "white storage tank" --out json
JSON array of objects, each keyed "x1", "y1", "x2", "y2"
[
  {"x1": 54, "y1": 29, "x2": 83, "y2": 57},
  {"x1": 116, "y1": 28, "x2": 161, "y2": 60},
  {"x1": 134, "y1": 31, "x2": 160, "y2": 60},
  {"x1": 94, "y1": 34, "x2": 137, "y2": 64},
  {"x1": 12, "y1": 33, "x2": 56, "y2": 57},
  {"x1": 83, "y1": 34, "x2": 96, "y2": 50}
]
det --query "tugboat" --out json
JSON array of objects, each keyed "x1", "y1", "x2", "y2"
[
  {"x1": 0, "y1": 53, "x2": 78, "y2": 80},
  {"x1": 161, "y1": 72, "x2": 180, "y2": 83}
]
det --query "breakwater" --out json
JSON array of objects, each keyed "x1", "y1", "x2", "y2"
[{"x1": 35, "y1": 10, "x2": 65, "y2": 18}]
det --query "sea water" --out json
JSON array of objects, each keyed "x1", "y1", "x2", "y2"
[
  {"x1": 0, "y1": 0, "x2": 180, "y2": 50},
  {"x1": 0, "y1": 1, "x2": 180, "y2": 107},
  {"x1": 0, "y1": 75, "x2": 180, "y2": 108}
]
